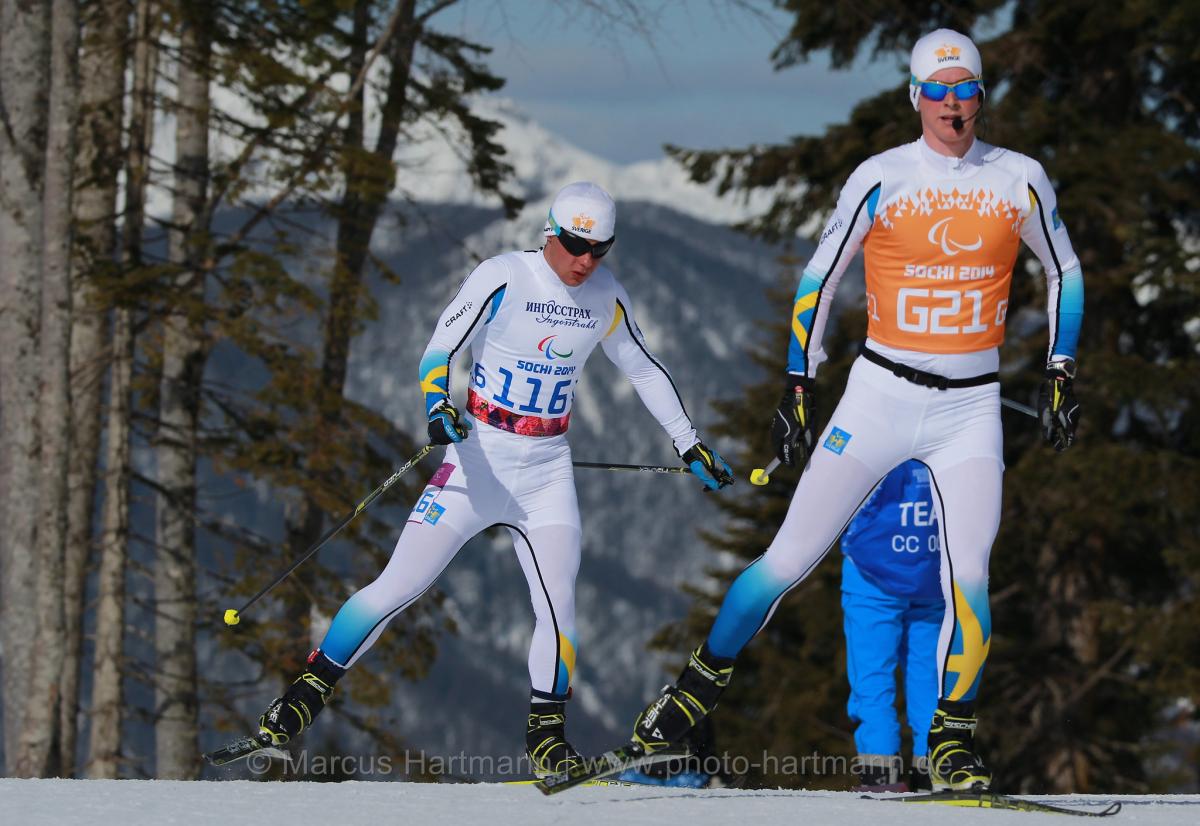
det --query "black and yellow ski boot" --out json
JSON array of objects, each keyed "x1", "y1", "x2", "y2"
[
  {"x1": 632, "y1": 644, "x2": 734, "y2": 754},
  {"x1": 259, "y1": 650, "x2": 345, "y2": 746},
  {"x1": 927, "y1": 700, "x2": 992, "y2": 791},
  {"x1": 526, "y1": 700, "x2": 583, "y2": 777}
]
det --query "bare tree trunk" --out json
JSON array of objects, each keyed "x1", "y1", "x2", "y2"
[
  {"x1": 153, "y1": 0, "x2": 210, "y2": 780},
  {"x1": 85, "y1": 308, "x2": 133, "y2": 780},
  {"x1": 60, "y1": 0, "x2": 130, "y2": 777},
  {"x1": 283, "y1": 0, "x2": 418, "y2": 660},
  {"x1": 85, "y1": 0, "x2": 156, "y2": 779},
  {"x1": 0, "y1": 0, "x2": 49, "y2": 775},
  {"x1": 14, "y1": 0, "x2": 81, "y2": 779}
]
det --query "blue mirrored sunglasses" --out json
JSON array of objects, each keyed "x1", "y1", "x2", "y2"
[{"x1": 912, "y1": 76, "x2": 984, "y2": 102}]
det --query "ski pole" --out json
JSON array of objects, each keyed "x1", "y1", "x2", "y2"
[
  {"x1": 572, "y1": 461, "x2": 689, "y2": 475},
  {"x1": 222, "y1": 444, "x2": 435, "y2": 627},
  {"x1": 750, "y1": 458, "x2": 780, "y2": 486},
  {"x1": 1001, "y1": 396, "x2": 1037, "y2": 418}
]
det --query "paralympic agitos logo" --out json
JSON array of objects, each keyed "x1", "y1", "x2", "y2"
[
  {"x1": 537, "y1": 335, "x2": 573, "y2": 360},
  {"x1": 926, "y1": 217, "x2": 982, "y2": 256}
]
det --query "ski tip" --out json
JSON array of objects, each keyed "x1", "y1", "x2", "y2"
[
  {"x1": 202, "y1": 732, "x2": 283, "y2": 767},
  {"x1": 202, "y1": 749, "x2": 232, "y2": 767},
  {"x1": 884, "y1": 790, "x2": 1125, "y2": 817}
]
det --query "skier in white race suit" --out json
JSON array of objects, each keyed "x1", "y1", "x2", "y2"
[
  {"x1": 255, "y1": 182, "x2": 734, "y2": 777},
  {"x1": 627, "y1": 29, "x2": 1083, "y2": 792}
]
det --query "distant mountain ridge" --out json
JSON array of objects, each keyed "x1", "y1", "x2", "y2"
[{"x1": 387, "y1": 96, "x2": 778, "y2": 228}]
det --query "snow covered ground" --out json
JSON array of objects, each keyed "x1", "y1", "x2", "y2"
[{"x1": 2, "y1": 779, "x2": 1197, "y2": 826}]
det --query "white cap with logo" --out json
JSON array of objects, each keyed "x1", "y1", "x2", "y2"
[
  {"x1": 908, "y1": 29, "x2": 983, "y2": 110},
  {"x1": 544, "y1": 181, "x2": 616, "y2": 242}
]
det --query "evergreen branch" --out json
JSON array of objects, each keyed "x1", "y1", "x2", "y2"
[{"x1": 207, "y1": 0, "x2": 416, "y2": 264}]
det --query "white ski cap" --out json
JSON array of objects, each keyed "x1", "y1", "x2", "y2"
[
  {"x1": 909, "y1": 29, "x2": 983, "y2": 110},
  {"x1": 544, "y1": 181, "x2": 616, "y2": 241}
]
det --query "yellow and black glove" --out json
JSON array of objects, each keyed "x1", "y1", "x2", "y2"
[
  {"x1": 771, "y1": 373, "x2": 816, "y2": 466},
  {"x1": 682, "y1": 441, "x2": 734, "y2": 491},
  {"x1": 428, "y1": 399, "x2": 472, "y2": 445},
  {"x1": 1038, "y1": 360, "x2": 1079, "y2": 452}
]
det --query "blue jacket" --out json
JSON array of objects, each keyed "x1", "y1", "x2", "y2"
[{"x1": 840, "y1": 460, "x2": 942, "y2": 600}]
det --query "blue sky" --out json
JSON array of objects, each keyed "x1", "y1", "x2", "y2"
[{"x1": 444, "y1": 1, "x2": 906, "y2": 164}]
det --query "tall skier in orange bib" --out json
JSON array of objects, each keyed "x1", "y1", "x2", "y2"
[{"x1": 628, "y1": 29, "x2": 1083, "y2": 792}]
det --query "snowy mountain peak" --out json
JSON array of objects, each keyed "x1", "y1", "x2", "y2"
[{"x1": 392, "y1": 96, "x2": 773, "y2": 228}]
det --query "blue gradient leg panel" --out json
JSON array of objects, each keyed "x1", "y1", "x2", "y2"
[{"x1": 706, "y1": 557, "x2": 794, "y2": 660}]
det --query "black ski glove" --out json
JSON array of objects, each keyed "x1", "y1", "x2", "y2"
[
  {"x1": 428, "y1": 399, "x2": 472, "y2": 445},
  {"x1": 1038, "y1": 361, "x2": 1079, "y2": 452},
  {"x1": 771, "y1": 373, "x2": 816, "y2": 467},
  {"x1": 682, "y1": 441, "x2": 735, "y2": 491}
]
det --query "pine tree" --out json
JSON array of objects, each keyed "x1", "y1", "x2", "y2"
[
  {"x1": 151, "y1": 0, "x2": 214, "y2": 780},
  {"x1": 86, "y1": 0, "x2": 157, "y2": 780},
  {"x1": 0, "y1": 0, "x2": 51, "y2": 774},
  {"x1": 62, "y1": 0, "x2": 130, "y2": 777},
  {"x1": 16, "y1": 0, "x2": 82, "y2": 779}
]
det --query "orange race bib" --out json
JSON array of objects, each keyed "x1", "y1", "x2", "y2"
[{"x1": 863, "y1": 188, "x2": 1022, "y2": 352}]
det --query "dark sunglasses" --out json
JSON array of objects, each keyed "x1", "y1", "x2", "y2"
[
  {"x1": 549, "y1": 215, "x2": 615, "y2": 258},
  {"x1": 912, "y1": 75, "x2": 984, "y2": 102}
]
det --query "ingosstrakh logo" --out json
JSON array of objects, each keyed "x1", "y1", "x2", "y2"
[
  {"x1": 927, "y1": 217, "x2": 982, "y2": 256},
  {"x1": 537, "y1": 335, "x2": 573, "y2": 360},
  {"x1": 525, "y1": 300, "x2": 598, "y2": 330}
]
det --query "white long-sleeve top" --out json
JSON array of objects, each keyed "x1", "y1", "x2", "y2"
[{"x1": 418, "y1": 249, "x2": 700, "y2": 454}]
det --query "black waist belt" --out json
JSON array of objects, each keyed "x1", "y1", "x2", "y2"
[{"x1": 859, "y1": 345, "x2": 998, "y2": 390}]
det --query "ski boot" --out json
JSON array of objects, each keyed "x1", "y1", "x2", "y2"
[
  {"x1": 259, "y1": 649, "x2": 346, "y2": 745},
  {"x1": 632, "y1": 644, "x2": 734, "y2": 754},
  {"x1": 927, "y1": 700, "x2": 992, "y2": 791},
  {"x1": 526, "y1": 700, "x2": 583, "y2": 777},
  {"x1": 851, "y1": 753, "x2": 909, "y2": 792}
]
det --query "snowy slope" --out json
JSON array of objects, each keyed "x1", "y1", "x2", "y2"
[{"x1": 1, "y1": 779, "x2": 1194, "y2": 826}]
